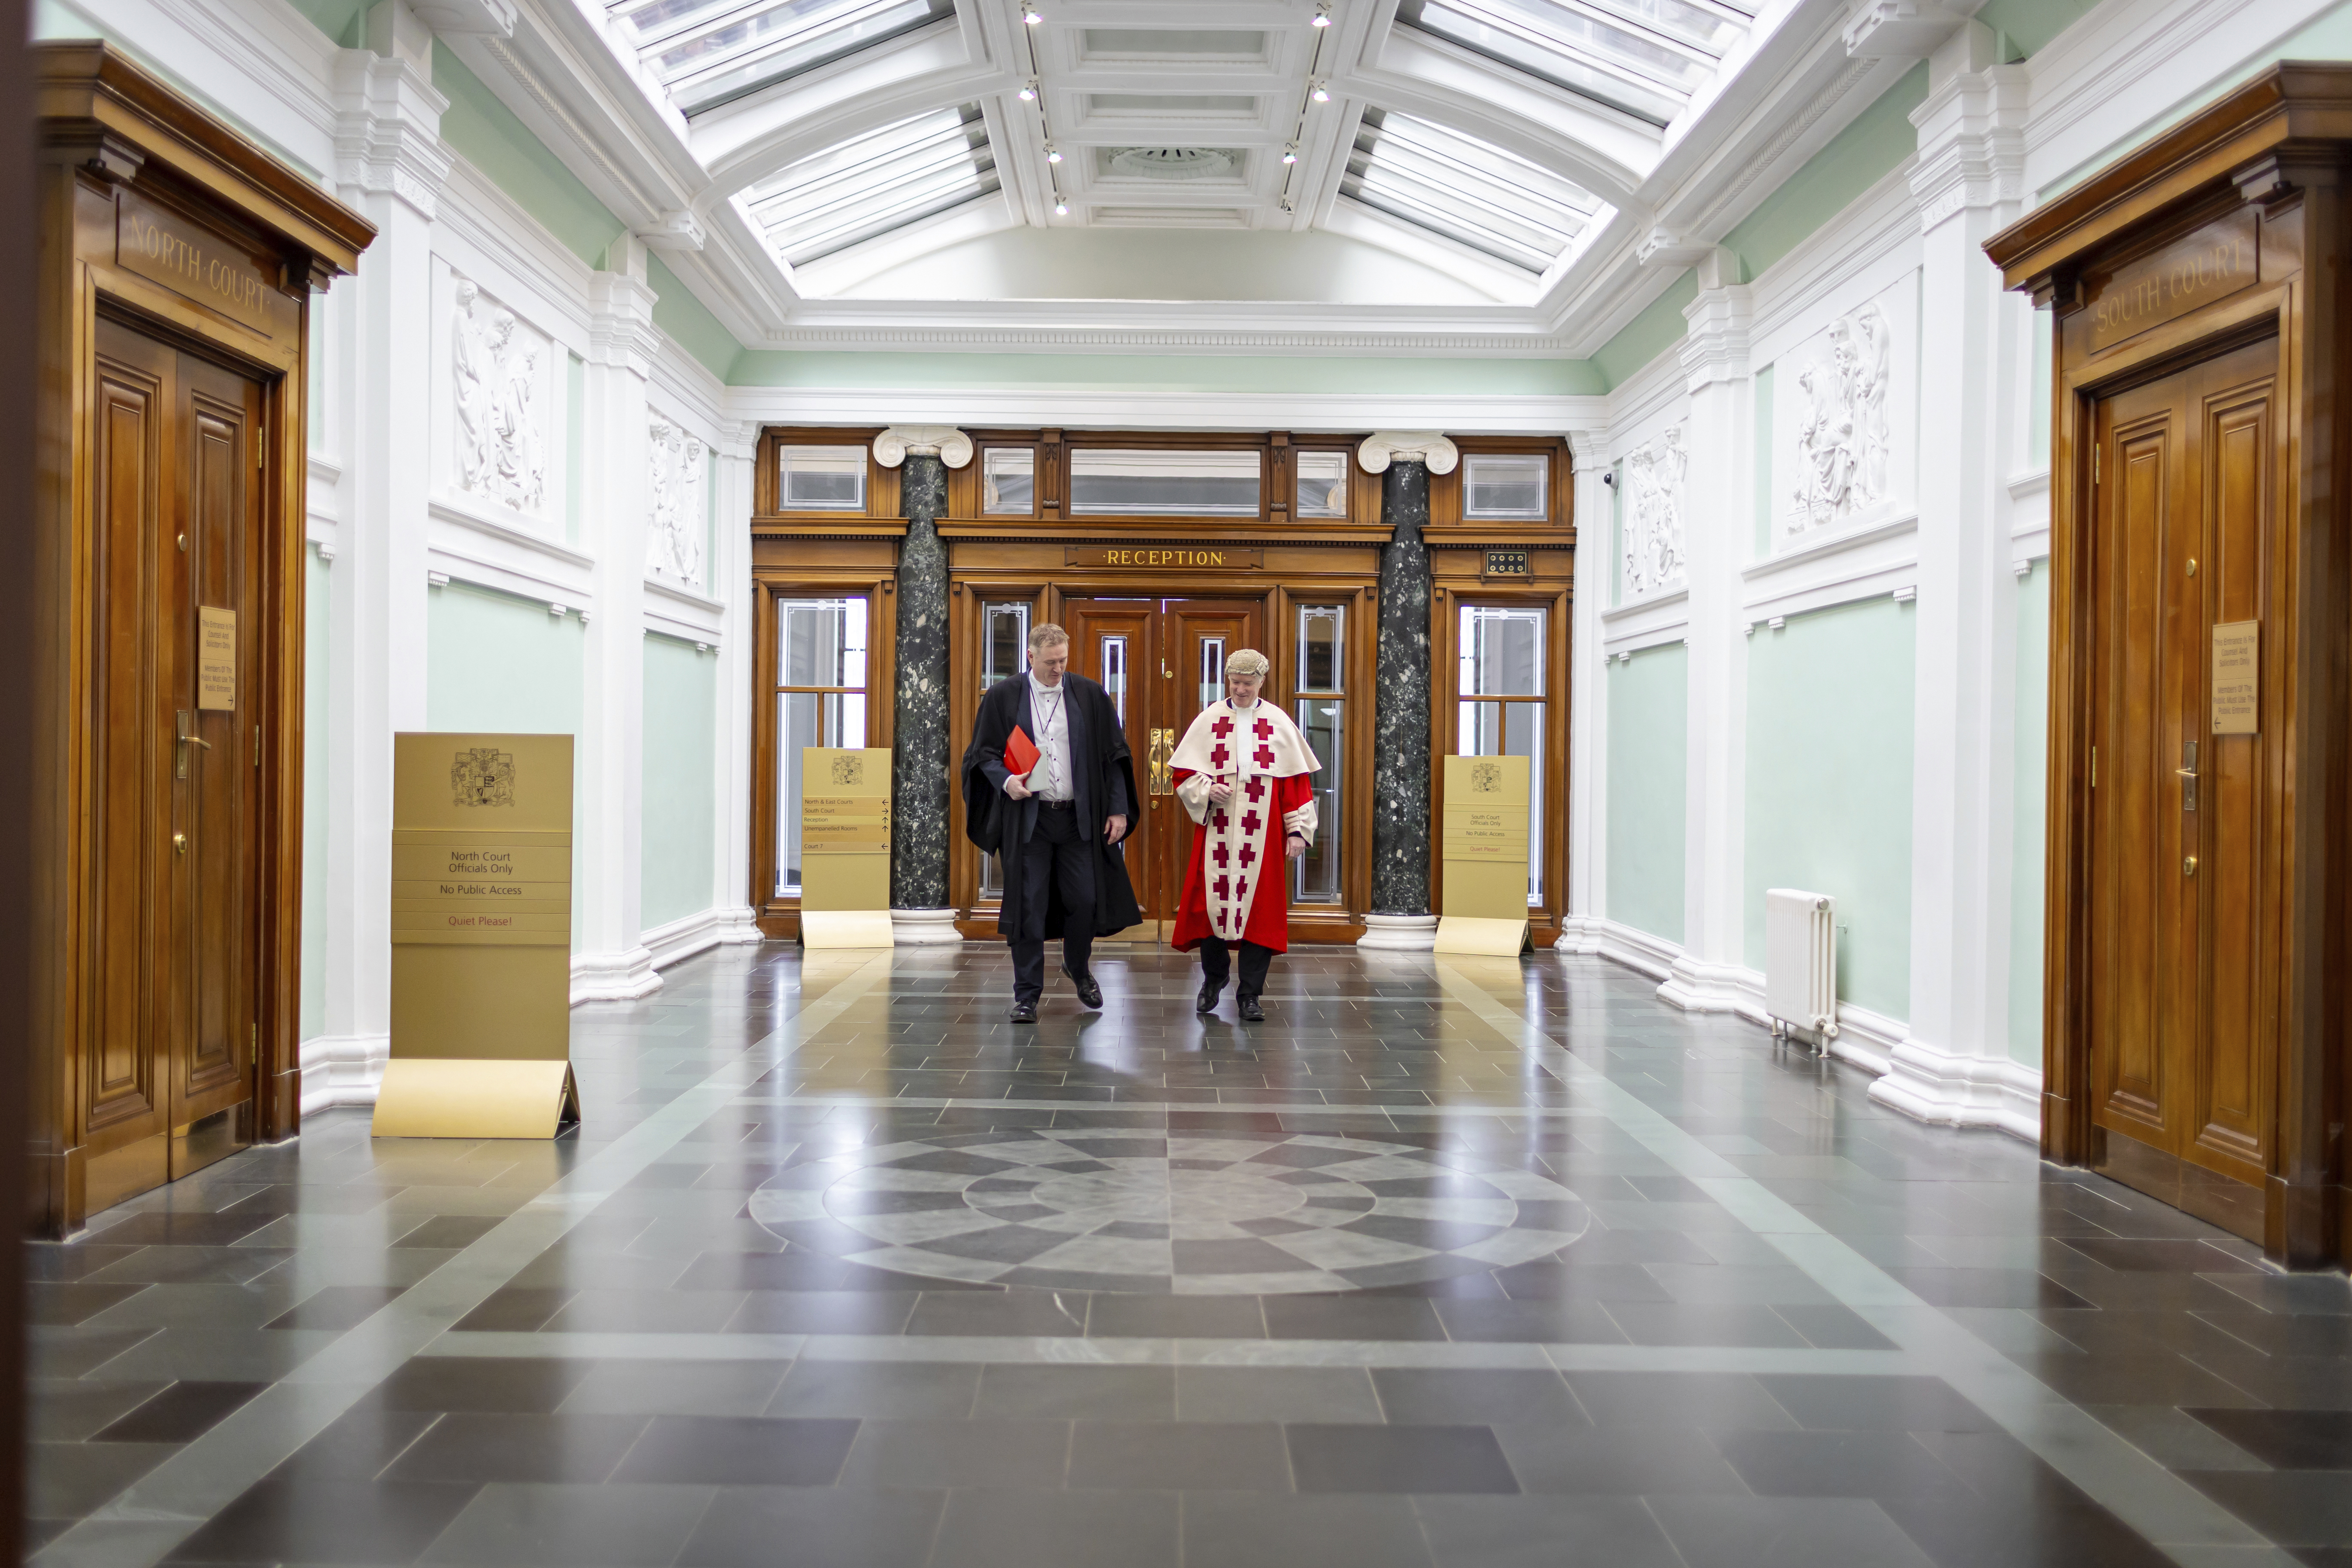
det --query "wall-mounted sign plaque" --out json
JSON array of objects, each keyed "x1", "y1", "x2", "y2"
[
  {"x1": 197, "y1": 606, "x2": 236, "y2": 710},
  {"x1": 2212, "y1": 619, "x2": 2260, "y2": 735},
  {"x1": 2088, "y1": 209, "x2": 2259, "y2": 352},
  {"x1": 116, "y1": 190, "x2": 278, "y2": 335},
  {"x1": 1064, "y1": 547, "x2": 1263, "y2": 570}
]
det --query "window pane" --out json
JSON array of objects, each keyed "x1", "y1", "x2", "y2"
[
  {"x1": 744, "y1": 105, "x2": 996, "y2": 262},
  {"x1": 1294, "y1": 698, "x2": 1343, "y2": 904},
  {"x1": 982, "y1": 601, "x2": 1029, "y2": 689},
  {"x1": 1296, "y1": 451, "x2": 1348, "y2": 518},
  {"x1": 1457, "y1": 699, "x2": 1544, "y2": 905},
  {"x1": 1459, "y1": 604, "x2": 1545, "y2": 696},
  {"x1": 1069, "y1": 448, "x2": 1260, "y2": 516},
  {"x1": 1101, "y1": 635, "x2": 1128, "y2": 723},
  {"x1": 1197, "y1": 637, "x2": 1225, "y2": 708},
  {"x1": 778, "y1": 692, "x2": 863, "y2": 896},
  {"x1": 1464, "y1": 453, "x2": 1548, "y2": 520},
  {"x1": 1298, "y1": 604, "x2": 1343, "y2": 692},
  {"x1": 779, "y1": 597, "x2": 867, "y2": 689},
  {"x1": 779, "y1": 445, "x2": 867, "y2": 511},
  {"x1": 983, "y1": 447, "x2": 1035, "y2": 514},
  {"x1": 1343, "y1": 110, "x2": 1599, "y2": 273}
]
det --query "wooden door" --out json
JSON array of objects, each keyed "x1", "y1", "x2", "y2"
[
  {"x1": 85, "y1": 318, "x2": 261, "y2": 1210},
  {"x1": 2087, "y1": 335, "x2": 2279, "y2": 1214},
  {"x1": 1063, "y1": 597, "x2": 1262, "y2": 925}
]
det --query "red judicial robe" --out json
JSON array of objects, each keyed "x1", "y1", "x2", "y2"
[{"x1": 1167, "y1": 698, "x2": 1321, "y2": 954}]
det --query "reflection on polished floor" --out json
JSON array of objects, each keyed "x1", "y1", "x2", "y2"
[{"x1": 26, "y1": 944, "x2": 2352, "y2": 1568}]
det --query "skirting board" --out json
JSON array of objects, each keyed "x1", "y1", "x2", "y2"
[
  {"x1": 1564, "y1": 916, "x2": 2041, "y2": 1144},
  {"x1": 371, "y1": 1059, "x2": 581, "y2": 1139}
]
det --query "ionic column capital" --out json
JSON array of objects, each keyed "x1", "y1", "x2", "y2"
[
  {"x1": 1357, "y1": 431, "x2": 1458, "y2": 475},
  {"x1": 874, "y1": 426, "x2": 974, "y2": 469}
]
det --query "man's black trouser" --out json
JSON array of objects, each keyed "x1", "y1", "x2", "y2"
[
  {"x1": 1010, "y1": 802, "x2": 1095, "y2": 1005},
  {"x1": 1197, "y1": 935, "x2": 1273, "y2": 1000}
]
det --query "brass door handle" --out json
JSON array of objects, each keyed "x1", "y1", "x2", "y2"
[
  {"x1": 1147, "y1": 728, "x2": 1174, "y2": 795},
  {"x1": 175, "y1": 710, "x2": 211, "y2": 779},
  {"x1": 174, "y1": 833, "x2": 186, "y2": 855}
]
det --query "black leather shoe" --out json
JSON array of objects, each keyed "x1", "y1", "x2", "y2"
[
  {"x1": 1239, "y1": 996, "x2": 1265, "y2": 1023},
  {"x1": 1009, "y1": 1001, "x2": 1038, "y2": 1023},
  {"x1": 1196, "y1": 980, "x2": 1222, "y2": 1015},
  {"x1": 1061, "y1": 964, "x2": 1103, "y2": 1009}
]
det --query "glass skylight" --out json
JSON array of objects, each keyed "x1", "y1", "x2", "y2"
[
  {"x1": 1396, "y1": 0, "x2": 1752, "y2": 126},
  {"x1": 744, "y1": 105, "x2": 998, "y2": 267},
  {"x1": 1342, "y1": 110, "x2": 1600, "y2": 274},
  {"x1": 609, "y1": 0, "x2": 953, "y2": 116}
]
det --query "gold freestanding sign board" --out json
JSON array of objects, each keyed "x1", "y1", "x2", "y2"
[
  {"x1": 799, "y1": 747, "x2": 894, "y2": 948},
  {"x1": 1435, "y1": 755, "x2": 1534, "y2": 956},
  {"x1": 374, "y1": 733, "x2": 581, "y2": 1138}
]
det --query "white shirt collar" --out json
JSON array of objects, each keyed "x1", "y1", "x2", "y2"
[
  {"x1": 1228, "y1": 695, "x2": 1256, "y2": 710},
  {"x1": 1029, "y1": 672, "x2": 1064, "y2": 697}
]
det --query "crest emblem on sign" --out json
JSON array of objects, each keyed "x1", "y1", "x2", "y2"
[
  {"x1": 1471, "y1": 761, "x2": 1503, "y2": 793},
  {"x1": 831, "y1": 755, "x2": 864, "y2": 786},
  {"x1": 451, "y1": 748, "x2": 517, "y2": 808}
]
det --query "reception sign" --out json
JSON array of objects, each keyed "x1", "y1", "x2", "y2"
[
  {"x1": 800, "y1": 747, "x2": 895, "y2": 948},
  {"x1": 374, "y1": 732, "x2": 580, "y2": 1138},
  {"x1": 1436, "y1": 753, "x2": 1534, "y2": 956}
]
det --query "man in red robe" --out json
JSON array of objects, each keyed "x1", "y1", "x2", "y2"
[{"x1": 1168, "y1": 648, "x2": 1320, "y2": 1021}]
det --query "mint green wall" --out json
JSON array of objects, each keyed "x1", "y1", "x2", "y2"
[
  {"x1": 1720, "y1": 65, "x2": 1928, "y2": 281},
  {"x1": 301, "y1": 550, "x2": 331, "y2": 1039},
  {"x1": 433, "y1": 43, "x2": 626, "y2": 270},
  {"x1": 641, "y1": 636, "x2": 719, "y2": 928},
  {"x1": 566, "y1": 353, "x2": 585, "y2": 544},
  {"x1": 649, "y1": 254, "x2": 741, "y2": 383},
  {"x1": 1590, "y1": 64, "x2": 1928, "y2": 389},
  {"x1": 726, "y1": 351, "x2": 1603, "y2": 394},
  {"x1": 426, "y1": 583, "x2": 587, "y2": 947},
  {"x1": 1605, "y1": 644, "x2": 1687, "y2": 944},
  {"x1": 1742, "y1": 598, "x2": 1916, "y2": 1017},
  {"x1": 1975, "y1": 0, "x2": 2098, "y2": 58},
  {"x1": 1592, "y1": 275, "x2": 1697, "y2": 391},
  {"x1": 1751, "y1": 363, "x2": 1775, "y2": 557},
  {"x1": 285, "y1": 0, "x2": 367, "y2": 43},
  {"x1": 2009, "y1": 567, "x2": 2049, "y2": 1065}
]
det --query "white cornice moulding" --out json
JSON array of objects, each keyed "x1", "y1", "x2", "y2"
[
  {"x1": 2009, "y1": 467, "x2": 2052, "y2": 570},
  {"x1": 428, "y1": 499, "x2": 597, "y2": 608},
  {"x1": 1740, "y1": 508, "x2": 1919, "y2": 623},
  {"x1": 722, "y1": 387, "x2": 1609, "y2": 435},
  {"x1": 1599, "y1": 587, "x2": 1690, "y2": 655}
]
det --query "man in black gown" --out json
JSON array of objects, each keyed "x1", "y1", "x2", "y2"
[{"x1": 961, "y1": 623, "x2": 1140, "y2": 1021}]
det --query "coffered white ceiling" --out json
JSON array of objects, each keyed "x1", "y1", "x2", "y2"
[{"x1": 437, "y1": 0, "x2": 1972, "y2": 352}]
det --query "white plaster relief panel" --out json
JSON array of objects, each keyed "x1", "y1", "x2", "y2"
[
  {"x1": 647, "y1": 412, "x2": 707, "y2": 591},
  {"x1": 437, "y1": 265, "x2": 557, "y2": 526},
  {"x1": 1622, "y1": 422, "x2": 1687, "y2": 600},
  {"x1": 1771, "y1": 273, "x2": 1918, "y2": 549}
]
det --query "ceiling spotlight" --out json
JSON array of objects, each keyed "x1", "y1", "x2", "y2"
[
  {"x1": 1022, "y1": 3, "x2": 1041, "y2": 21},
  {"x1": 1018, "y1": 77, "x2": 1037, "y2": 100},
  {"x1": 1281, "y1": 142, "x2": 1298, "y2": 164},
  {"x1": 1310, "y1": 79, "x2": 1330, "y2": 102},
  {"x1": 1311, "y1": 3, "x2": 1330, "y2": 23},
  {"x1": 1046, "y1": 142, "x2": 1062, "y2": 163}
]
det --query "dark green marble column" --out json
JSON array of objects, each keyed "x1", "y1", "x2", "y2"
[
  {"x1": 890, "y1": 453, "x2": 950, "y2": 911},
  {"x1": 1370, "y1": 458, "x2": 1432, "y2": 916}
]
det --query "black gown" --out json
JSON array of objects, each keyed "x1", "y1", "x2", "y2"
[{"x1": 960, "y1": 672, "x2": 1142, "y2": 940}]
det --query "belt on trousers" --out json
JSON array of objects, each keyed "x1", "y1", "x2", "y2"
[{"x1": 1037, "y1": 799, "x2": 1075, "y2": 811}]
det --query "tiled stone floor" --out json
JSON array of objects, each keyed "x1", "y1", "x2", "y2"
[{"x1": 24, "y1": 942, "x2": 2352, "y2": 1568}]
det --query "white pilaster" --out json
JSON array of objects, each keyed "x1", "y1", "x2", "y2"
[
  {"x1": 1657, "y1": 249, "x2": 1752, "y2": 1012},
  {"x1": 1874, "y1": 23, "x2": 2038, "y2": 1138},
  {"x1": 1562, "y1": 427, "x2": 1611, "y2": 956},
  {"x1": 714, "y1": 421, "x2": 763, "y2": 945},
  {"x1": 308, "y1": 9, "x2": 447, "y2": 1111},
  {"x1": 571, "y1": 237, "x2": 663, "y2": 1001}
]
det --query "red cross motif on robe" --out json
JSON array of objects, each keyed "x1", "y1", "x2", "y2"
[
  {"x1": 1253, "y1": 743, "x2": 1276, "y2": 770},
  {"x1": 1212, "y1": 842, "x2": 1230, "y2": 868},
  {"x1": 1240, "y1": 810, "x2": 1262, "y2": 838},
  {"x1": 1213, "y1": 875, "x2": 1231, "y2": 903},
  {"x1": 1246, "y1": 777, "x2": 1265, "y2": 803},
  {"x1": 1213, "y1": 716, "x2": 1235, "y2": 740},
  {"x1": 1238, "y1": 841, "x2": 1256, "y2": 868},
  {"x1": 1209, "y1": 743, "x2": 1229, "y2": 770}
]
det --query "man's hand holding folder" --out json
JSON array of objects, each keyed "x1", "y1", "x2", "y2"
[{"x1": 1001, "y1": 725, "x2": 1040, "y2": 799}]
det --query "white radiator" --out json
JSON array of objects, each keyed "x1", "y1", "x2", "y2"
[{"x1": 1764, "y1": 889, "x2": 1839, "y2": 1044}]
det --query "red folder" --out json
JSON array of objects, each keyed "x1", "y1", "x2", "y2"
[{"x1": 1003, "y1": 725, "x2": 1040, "y2": 778}]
